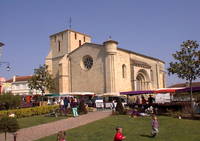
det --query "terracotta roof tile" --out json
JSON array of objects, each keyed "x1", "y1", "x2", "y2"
[{"x1": 6, "y1": 76, "x2": 32, "y2": 83}]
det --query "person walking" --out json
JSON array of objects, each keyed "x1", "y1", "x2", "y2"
[
  {"x1": 71, "y1": 98, "x2": 79, "y2": 117},
  {"x1": 148, "y1": 95, "x2": 155, "y2": 105},
  {"x1": 113, "y1": 127, "x2": 126, "y2": 141},
  {"x1": 151, "y1": 114, "x2": 159, "y2": 137},
  {"x1": 112, "y1": 100, "x2": 116, "y2": 111},
  {"x1": 136, "y1": 96, "x2": 141, "y2": 105},
  {"x1": 141, "y1": 95, "x2": 147, "y2": 104},
  {"x1": 59, "y1": 97, "x2": 65, "y2": 115},
  {"x1": 64, "y1": 97, "x2": 69, "y2": 115}
]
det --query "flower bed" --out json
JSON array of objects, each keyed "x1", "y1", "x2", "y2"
[{"x1": 0, "y1": 105, "x2": 59, "y2": 118}]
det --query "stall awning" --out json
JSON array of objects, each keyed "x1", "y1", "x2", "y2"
[
  {"x1": 45, "y1": 94, "x2": 60, "y2": 97},
  {"x1": 120, "y1": 88, "x2": 184, "y2": 96},
  {"x1": 98, "y1": 93, "x2": 120, "y2": 97},
  {"x1": 120, "y1": 90, "x2": 154, "y2": 95},
  {"x1": 154, "y1": 88, "x2": 183, "y2": 93},
  {"x1": 67, "y1": 92, "x2": 95, "y2": 96}
]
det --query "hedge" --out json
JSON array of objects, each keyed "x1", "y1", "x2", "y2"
[{"x1": 0, "y1": 105, "x2": 59, "y2": 118}]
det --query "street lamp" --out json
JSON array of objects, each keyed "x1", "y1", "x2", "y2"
[
  {"x1": 0, "y1": 61, "x2": 11, "y2": 71},
  {"x1": 0, "y1": 42, "x2": 11, "y2": 71},
  {"x1": 0, "y1": 42, "x2": 4, "y2": 47}
]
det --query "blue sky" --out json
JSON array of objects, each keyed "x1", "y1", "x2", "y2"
[{"x1": 0, "y1": 0, "x2": 200, "y2": 86}]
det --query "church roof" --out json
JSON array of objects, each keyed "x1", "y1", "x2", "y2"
[
  {"x1": 68, "y1": 42, "x2": 164, "y2": 64},
  {"x1": 118, "y1": 48, "x2": 165, "y2": 64},
  {"x1": 68, "y1": 43, "x2": 103, "y2": 56},
  {"x1": 50, "y1": 29, "x2": 91, "y2": 38}
]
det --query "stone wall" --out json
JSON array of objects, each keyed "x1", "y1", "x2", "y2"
[{"x1": 69, "y1": 44, "x2": 106, "y2": 93}]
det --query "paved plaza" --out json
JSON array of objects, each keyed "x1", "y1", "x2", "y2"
[{"x1": 0, "y1": 110, "x2": 111, "y2": 141}]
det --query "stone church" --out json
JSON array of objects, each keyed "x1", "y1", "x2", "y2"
[{"x1": 45, "y1": 29, "x2": 165, "y2": 95}]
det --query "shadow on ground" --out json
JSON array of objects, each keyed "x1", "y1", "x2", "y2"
[{"x1": 140, "y1": 134, "x2": 153, "y2": 138}]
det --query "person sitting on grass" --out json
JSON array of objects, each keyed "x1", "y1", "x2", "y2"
[
  {"x1": 151, "y1": 114, "x2": 159, "y2": 137},
  {"x1": 113, "y1": 127, "x2": 126, "y2": 141},
  {"x1": 131, "y1": 108, "x2": 139, "y2": 118}
]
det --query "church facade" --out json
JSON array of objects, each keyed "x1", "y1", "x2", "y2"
[{"x1": 45, "y1": 29, "x2": 165, "y2": 95}]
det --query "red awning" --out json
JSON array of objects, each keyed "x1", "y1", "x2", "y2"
[{"x1": 154, "y1": 88, "x2": 184, "y2": 93}]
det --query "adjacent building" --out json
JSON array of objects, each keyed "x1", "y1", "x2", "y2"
[{"x1": 3, "y1": 75, "x2": 41, "y2": 95}]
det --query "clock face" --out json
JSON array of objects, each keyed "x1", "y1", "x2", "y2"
[{"x1": 82, "y1": 55, "x2": 93, "y2": 70}]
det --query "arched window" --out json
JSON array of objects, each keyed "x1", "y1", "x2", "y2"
[{"x1": 122, "y1": 64, "x2": 126, "y2": 78}]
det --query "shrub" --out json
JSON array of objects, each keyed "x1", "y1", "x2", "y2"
[
  {"x1": 0, "y1": 105, "x2": 59, "y2": 118},
  {"x1": 0, "y1": 116, "x2": 19, "y2": 141},
  {"x1": 0, "y1": 93, "x2": 21, "y2": 110}
]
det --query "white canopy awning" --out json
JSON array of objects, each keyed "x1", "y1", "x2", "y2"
[
  {"x1": 64, "y1": 92, "x2": 95, "y2": 96},
  {"x1": 98, "y1": 92, "x2": 120, "y2": 97}
]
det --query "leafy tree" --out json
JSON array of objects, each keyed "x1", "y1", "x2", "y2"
[
  {"x1": 168, "y1": 40, "x2": 200, "y2": 114},
  {"x1": 28, "y1": 64, "x2": 55, "y2": 102},
  {"x1": 0, "y1": 116, "x2": 19, "y2": 141},
  {"x1": 0, "y1": 93, "x2": 21, "y2": 110}
]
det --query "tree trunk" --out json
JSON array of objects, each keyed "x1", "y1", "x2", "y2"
[
  {"x1": 40, "y1": 90, "x2": 44, "y2": 106},
  {"x1": 5, "y1": 132, "x2": 7, "y2": 141},
  {"x1": 189, "y1": 80, "x2": 194, "y2": 117}
]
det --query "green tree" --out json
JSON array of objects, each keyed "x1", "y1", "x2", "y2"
[
  {"x1": 0, "y1": 93, "x2": 21, "y2": 110},
  {"x1": 28, "y1": 64, "x2": 55, "y2": 102},
  {"x1": 0, "y1": 116, "x2": 19, "y2": 141},
  {"x1": 168, "y1": 40, "x2": 200, "y2": 115}
]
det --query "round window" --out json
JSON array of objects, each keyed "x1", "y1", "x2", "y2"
[{"x1": 82, "y1": 55, "x2": 93, "y2": 70}]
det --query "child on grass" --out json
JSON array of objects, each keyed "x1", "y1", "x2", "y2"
[
  {"x1": 151, "y1": 114, "x2": 159, "y2": 137},
  {"x1": 114, "y1": 127, "x2": 126, "y2": 141},
  {"x1": 57, "y1": 130, "x2": 66, "y2": 141}
]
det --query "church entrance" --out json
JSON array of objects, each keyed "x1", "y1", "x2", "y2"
[{"x1": 135, "y1": 69, "x2": 150, "y2": 91}]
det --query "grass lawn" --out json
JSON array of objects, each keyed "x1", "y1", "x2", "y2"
[
  {"x1": 37, "y1": 115, "x2": 200, "y2": 141},
  {"x1": 17, "y1": 115, "x2": 71, "y2": 129}
]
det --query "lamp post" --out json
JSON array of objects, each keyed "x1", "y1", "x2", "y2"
[
  {"x1": 13, "y1": 132, "x2": 17, "y2": 141},
  {"x1": 0, "y1": 42, "x2": 11, "y2": 71},
  {"x1": 0, "y1": 61, "x2": 11, "y2": 71},
  {"x1": 0, "y1": 42, "x2": 4, "y2": 47}
]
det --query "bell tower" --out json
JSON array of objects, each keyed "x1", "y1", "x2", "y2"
[{"x1": 45, "y1": 29, "x2": 91, "y2": 93}]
